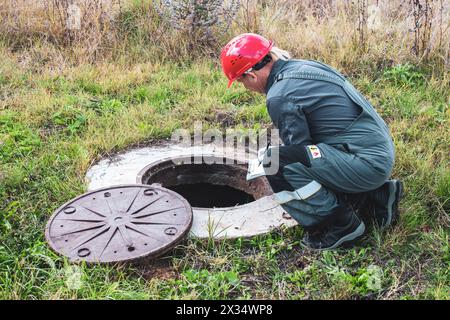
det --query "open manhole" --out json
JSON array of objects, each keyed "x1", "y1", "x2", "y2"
[
  {"x1": 85, "y1": 143, "x2": 297, "y2": 239},
  {"x1": 137, "y1": 155, "x2": 272, "y2": 208}
]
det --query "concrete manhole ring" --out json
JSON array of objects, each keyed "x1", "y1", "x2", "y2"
[{"x1": 85, "y1": 142, "x2": 297, "y2": 239}]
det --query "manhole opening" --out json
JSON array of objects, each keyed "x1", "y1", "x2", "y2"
[
  {"x1": 169, "y1": 183, "x2": 254, "y2": 207},
  {"x1": 137, "y1": 156, "x2": 272, "y2": 208}
]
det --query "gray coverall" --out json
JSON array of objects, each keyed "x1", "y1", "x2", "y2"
[{"x1": 263, "y1": 59, "x2": 395, "y2": 228}]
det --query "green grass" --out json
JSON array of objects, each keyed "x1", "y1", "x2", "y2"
[{"x1": 0, "y1": 44, "x2": 448, "y2": 299}]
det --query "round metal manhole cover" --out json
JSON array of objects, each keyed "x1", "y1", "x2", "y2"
[{"x1": 45, "y1": 184, "x2": 193, "y2": 263}]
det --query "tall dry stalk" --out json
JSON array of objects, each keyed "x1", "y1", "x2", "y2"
[
  {"x1": 410, "y1": 0, "x2": 433, "y2": 60},
  {"x1": 239, "y1": 0, "x2": 260, "y2": 33},
  {"x1": 356, "y1": 0, "x2": 368, "y2": 49}
]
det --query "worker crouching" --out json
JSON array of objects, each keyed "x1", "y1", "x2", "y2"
[{"x1": 220, "y1": 33, "x2": 404, "y2": 250}]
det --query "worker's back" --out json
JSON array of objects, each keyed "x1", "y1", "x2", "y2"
[{"x1": 265, "y1": 58, "x2": 394, "y2": 177}]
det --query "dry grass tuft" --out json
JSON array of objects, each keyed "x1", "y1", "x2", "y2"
[
  {"x1": 251, "y1": 0, "x2": 449, "y2": 75},
  {"x1": 0, "y1": 0, "x2": 448, "y2": 74},
  {"x1": 0, "y1": 0, "x2": 121, "y2": 63}
]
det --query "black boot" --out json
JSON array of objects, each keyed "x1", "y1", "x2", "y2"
[
  {"x1": 366, "y1": 179, "x2": 403, "y2": 229},
  {"x1": 301, "y1": 203, "x2": 366, "y2": 250}
]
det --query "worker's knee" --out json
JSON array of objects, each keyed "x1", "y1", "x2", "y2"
[
  {"x1": 263, "y1": 144, "x2": 312, "y2": 177},
  {"x1": 265, "y1": 170, "x2": 295, "y2": 192},
  {"x1": 277, "y1": 144, "x2": 311, "y2": 167}
]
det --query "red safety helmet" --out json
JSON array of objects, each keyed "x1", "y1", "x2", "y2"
[{"x1": 220, "y1": 33, "x2": 274, "y2": 88}]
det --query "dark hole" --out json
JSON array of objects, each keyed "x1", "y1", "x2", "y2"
[
  {"x1": 168, "y1": 183, "x2": 255, "y2": 208},
  {"x1": 140, "y1": 159, "x2": 272, "y2": 209}
]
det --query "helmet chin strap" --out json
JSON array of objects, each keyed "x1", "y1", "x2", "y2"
[{"x1": 255, "y1": 62, "x2": 274, "y2": 94}]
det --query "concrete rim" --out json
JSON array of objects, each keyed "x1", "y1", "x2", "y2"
[{"x1": 85, "y1": 142, "x2": 297, "y2": 239}]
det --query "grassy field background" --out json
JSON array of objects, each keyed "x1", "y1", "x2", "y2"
[{"x1": 0, "y1": 0, "x2": 448, "y2": 299}]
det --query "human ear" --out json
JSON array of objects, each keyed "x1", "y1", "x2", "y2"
[{"x1": 247, "y1": 71, "x2": 258, "y2": 82}]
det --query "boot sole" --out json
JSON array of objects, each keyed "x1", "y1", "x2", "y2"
[
  {"x1": 384, "y1": 180, "x2": 404, "y2": 228},
  {"x1": 301, "y1": 221, "x2": 366, "y2": 251}
]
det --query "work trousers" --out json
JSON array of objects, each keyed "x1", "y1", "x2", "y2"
[{"x1": 264, "y1": 143, "x2": 390, "y2": 228}]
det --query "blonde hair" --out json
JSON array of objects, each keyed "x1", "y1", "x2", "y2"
[{"x1": 270, "y1": 46, "x2": 292, "y2": 60}]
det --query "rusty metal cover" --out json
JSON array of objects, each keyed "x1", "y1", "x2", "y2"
[{"x1": 45, "y1": 184, "x2": 193, "y2": 263}]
